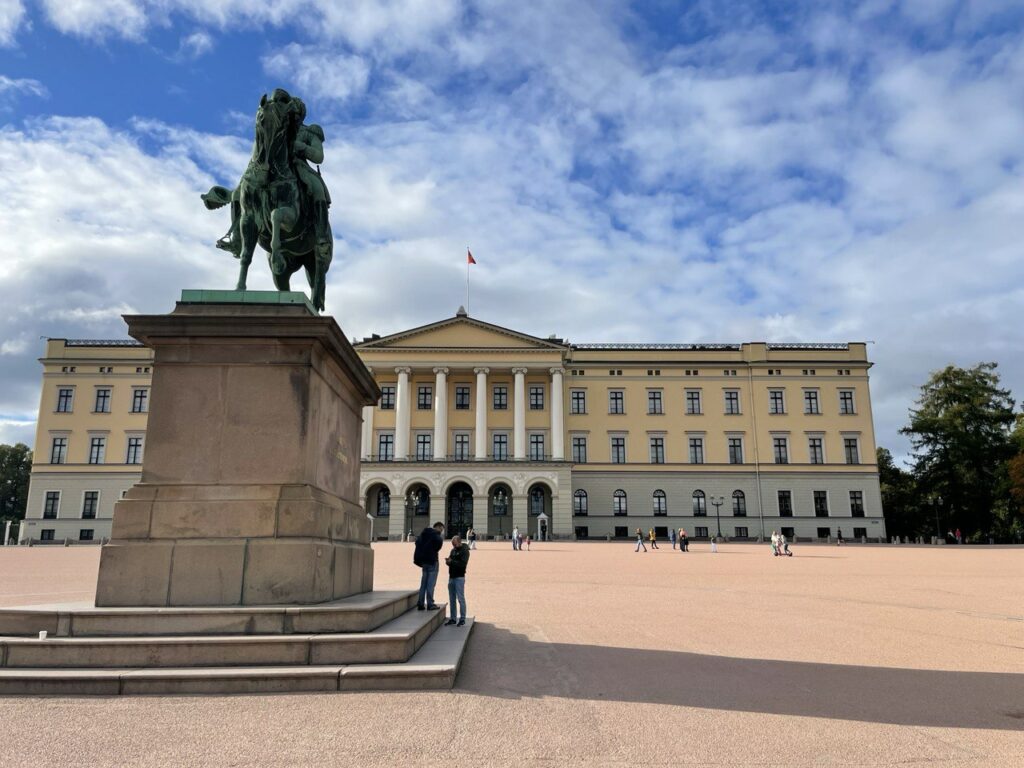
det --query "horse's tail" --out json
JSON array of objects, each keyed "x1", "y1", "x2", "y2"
[{"x1": 201, "y1": 185, "x2": 234, "y2": 210}]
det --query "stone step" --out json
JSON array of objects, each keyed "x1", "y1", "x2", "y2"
[
  {"x1": 0, "y1": 619, "x2": 474, "y2": 695},
  {"x1": 0, "y1": 606, "x2": 443, "y2": 669},
  {"x1": 0, "y1": 590, "x2": 417, "y2": 637}
]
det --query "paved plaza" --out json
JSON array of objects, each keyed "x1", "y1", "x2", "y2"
[{"x1": 0, "y1": 541, "x2": 1021, "y2": 767}]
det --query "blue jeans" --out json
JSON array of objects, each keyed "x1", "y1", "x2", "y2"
[
  {"x1": 418, "y1": 564, "x2": 439, "y2": 608},
  {"x1": 448, "y1": 577, "x2": 466, "y2": 620}
]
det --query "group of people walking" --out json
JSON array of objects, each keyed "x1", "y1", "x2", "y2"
[
  {"x1": 412, "y1": 522, "x2": 469, "y2": 627},
  {"x1": 510, "y1": 526, "x2": 532, "y2": 551},
  {"x1": 770, "y1": 530, "x2": 793, "y2": 557},
  {"x1": 635, "y1": 527, "x2": 689, "y2": 552}
]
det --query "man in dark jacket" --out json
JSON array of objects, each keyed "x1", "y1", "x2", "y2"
[
  {"x1": 413, "y1": 522, "x2": 445, "y2": 610},
  {"x1": 444, "y1": 534, "x2": 470, "y2": 626}
]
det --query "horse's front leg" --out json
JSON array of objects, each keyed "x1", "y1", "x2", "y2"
[
  {"x1": 269, "y1": 203, "x2": 297, "y2": 276},
  {"x1": 237, "y1": 206, "x2": 259, "y2": 291}
]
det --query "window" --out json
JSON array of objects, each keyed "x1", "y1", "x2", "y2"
[
  {"x1": 43, "y1": 491, "x2": 60, "y2": 519},
  {"x1": 571, "y1": 436, "x2": 587, "y2": 464},
  {"x1": 817, "y1": 527, "x2": 831, "y2": 539},
  {"x1": 685, "y1": 389, "x2": 702, "y2": 414},
  {"x1": 493, "y1": 385, "x2": 508, "y2": 410},
  {"x1": 50, "y1": 437, "x2": 68, "y2": 464},
  {"x1": 570, "y1": 390, "x2": 586, "y2": 414},
  {"x1": 732, "y1": 490, "x2": 747, "y2": 516},
  {"x1": 454, "y1": 434, "x2": 470, "y2": 461},
  {"x1": 804, "y1": 390, "x2": 821, "y2": 415},
  {"x1": 611, "y1": 437, "x2": 626, "y2": 464},
  {"x1": 839, "y1": 390, "x2": 855, "y2": 414},
  {"x1": 724, "y1": 390, "x2": 740, "y2": 415},
  {"x1": 126, "y1": 436, "x2": 144, "y2": 465},
  {"x1": 377, "y1": 489, "x2": 391, "y2": 516},
  {"x1": 612, "y1": 490, "x2": 627, "y2": 516},
  {"x1": 734, "y1": 527, "x2": 749, "y2": 538},
  {"x1": 844, "y1": 438, "x2": 860, "y2": 465},
  {"x1": 692, "y1": 490, "x2": 707, "y2": 516},
  {"x1": 492, "y1": 433, "x2": 508, "y2": 461},
  {"x1": 649, "y1": 437, "x2": 665, "y2": 464},
  {"x1": 82, "y1": 491, "x2": 98, "y2": 519},
  {"x1": 92, "y1": 388, "x2": 111, "y2": 413},
  {"x1": 529, "y1": 434, "x2": 545, "y2": 461},
  {"x1": 727, "y1": 437, "x2": 743, "y2": 464},
  {"x1": 88, "y1": 436, "x2": 106, "y2": 464},
  {"x1": 614, "y1": 526, "x2": 628, "y2": 538},
  {"x1": 814, "y1": 490, "x2": 829, "y2": 517},
  {"x1": 415, "y1": 434, "x2": 432, "y2": 461},
  {"x1": 529, "y1": 385, "x2": 544, "y2": 410},
  {"x1": 379, "y1": 385, "x2": 396, "y2": 410},
  {"x1": 647, "y1": 390, "x2": 663, "y2": 414},
  {"x1": 131, "y1": 388, "x2": 148, "y2": 414},
  {"x1": 412, "y1": 489, "x2": 429, "y2": 516},
  {"x1": 778, "y1": 490, "x2": 793, "y2": 517},
  {"x1": 808, "y1": 437, "x2": 824, "y2": 464},
  {"x1": 79, "y1": 529, "x2": 94, "y2": 541},
  {"x1": 529, "y1": 486, "x2": 545, "y2": 515},
  {"x1": 773, "y1": 437, "x2": 789, "y2": 464},
  {"x1": 377, "y1": 433, "x2": 394, "y2": 461},
  {"x1": 455, "y1": 386, "x2": 470, "y2": 410},
  {"x1": 694, "y1": 526, "x2": 708, "y2": 538},
  {"x1": 573, "y1": 489, "x2": 588, "y2": 516},
  {"x1": 652, "y1": 490, "x2": 667, "y2": 516},
  {"x1": 769, "y1": 389, "x2": 785, "y2": 414},
  {"x1": 575, "y1": 525, "x2": 590, "y2": 538},
  {"x1": 609, "y1": 390, "x2": 624, "y2": 414},
  {"x1": 654, "y1": 526, "x2": 668, "y2": 538},
  {"x1": 688, "y1": 437, "x2": 704, "y2": 464},
  {"x1": 850, "y1": 490, "x2": 865, "y2": 517},
  {"x1": 56, "y1": 388, "x2": 74, "y2": 413},
  {"x1": 853, "y1": 527, "x2": 867, "y2": 539},
  {"x1": 417, "y1": 386, "x2": 432, "y2": 410},
  {"x1": 781, "y1": 526, "x2": 795, "y2": 539},
  {"x1": 40, "y1": 529, "x2": 55, "y2": 541}
]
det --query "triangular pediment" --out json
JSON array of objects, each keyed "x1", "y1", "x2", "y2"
[{"x1": 355, "y1": 315, "x2": 567, "y2": 351}]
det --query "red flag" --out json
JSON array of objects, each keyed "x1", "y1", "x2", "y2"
[{"x1": 467, "y1": 249, "x2": 476, "y2": 265}]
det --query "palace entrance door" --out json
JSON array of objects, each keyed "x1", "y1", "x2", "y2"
[{"x1": 446, "y1": 482, "x2": 473, "y2": 539}]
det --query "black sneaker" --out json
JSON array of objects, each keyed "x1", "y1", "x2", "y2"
[
  {"x1": 416, "y1": 605, "x2": 425, "y2": 611},
  {"x1": 444, "y1": 619, "x2": 456, "y2": 626},
  {"x1": 426, "y1": 604, "x2": 440, "y2": 610},
  {"x1": 456, "y1": 619, "x2": 465, "y2": 627}
]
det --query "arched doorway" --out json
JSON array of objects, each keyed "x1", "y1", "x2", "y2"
[
  {"x1": 528, "y1": 482, "x2": 553, "y2": 539},
  {"x1": 488, "y1": 482, "x2": 512, "y2": 538},
  {"x1": 365, "y1": 483, "x2": 392, "y2": 540},
  {"x1": 446, "y1": 482, "x2": 474, "y2": 539},
  {"x1": 404, "y1": 483, "x2": 431, "y2": 539}
]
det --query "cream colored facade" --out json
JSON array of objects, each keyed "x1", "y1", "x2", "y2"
[{"x1": 21, "y1": 314, "x2": 886, "y2": 544}]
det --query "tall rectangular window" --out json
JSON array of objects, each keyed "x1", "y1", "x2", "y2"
[
  {"x1": 50, "y1": 437, "x2": 68, "y2": 464},
  {"x1": 493, "y1": 385, "x2": 508, "y2": 410},
  {"x1": 778, "y1": 490, "x2": 793, "y2": 517},
  {"x1": 415, "y1": 434, "x2": 432, "y2": 460},
  {"x1": 88, "y1": 436, "x2": 106, "y2": 464},
  {"x1": 454, "y1": 433, "x2": 470, "y2": 460},
  {"x1": 455, "y1": 386, "x2": 470, "y2": 410},
  {"x1": 126, "y1": 436, "x2": 144, "y2": 465},
  {"x1": 773, "y1": 437, "x2": 789, "y2": 464},
  {"x1": 850, "y1": 490, "x2": 865, "y2": 517},
  {"x1": 571, "y1": 436, "x2": 587, "y2": 463},
  {"x1": 56, "y1": 388, "x2": 74, "y2": 413},
  {"x1": 609, "y1": 390, "x2": 624, "y2": 414},
  {"x1": 685, "y1": 390, "x2": 702, "y2": 415},
  {"x1": 570, "y1": 390, "x2": 586, "y2": 414},
  {"x1": 492, "y1": 433, "x2": 508, "y2": 461},
  {"x1": 814, "y1": 490, "x2": 829, "y2": 517},
  {"x1": 769, "y1": 389, "x2": 785, "y2": 414},
  {"x1": 688, "y1": 437, "x2": 704, "y2": 464},
  {"x1": 649, "y1": 437, "x2": 665, "y2": 464},
  {"x1": 728, "y1": 437, "x2": 743, "y2": 464},
  {"x1": 844, "y1": 438, "x2": 860, "y2": 464},
  {"x1": 610, "y1": 437, "x2": 626, "y2": 464},
  {"x1": 529, "y1": 385, "x2": 544, "y2": 410},
  {"x1": 377, "y1": 433, "x2": 394, "y2": 461},
  {"x1": 131, "y1": 388, "x2": 148, "y2": 413},
  {"x1": 808, "y1": 437, "x2": 824, "y2": 464},
  {"x1": 43, "y1": 491, "x2": 60, "y2": 519},
  {"x1": 379, "y1": 385, "x2": 396, "y2": 410},
  {"x1": 529, "y1": 434, "x2": 545, "y2": 460},
  {"x1": 417, "y1": 386, "x2": 432, "y2": 410},
  {"x1": 804, "y1": 390, "x2": 821, "y2": 415},
  {"x1": 724, "y1": 390, "x2": 740, "y2": 415},
  {"x1": 82, "y1": 491, "x2": 98, "y2": 519},
  {"x1": 839, "y1": 390, "x2": 855, "y2": 414},
  {"x1": 647, "y1": 390, "x2": 663, "y2": 414},
  {"x1": 94, "y1": 388, "x2": 111, "y2": 413}
]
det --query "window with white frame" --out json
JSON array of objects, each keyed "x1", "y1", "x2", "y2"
[
  {"x1": 808, "y1": 437, "x2": 824, "y2": 464},
  {"x1": 417, "y1": 386, "x2": 432, "y2": 410},
  {"x1": 692, "y1": 490, "x2": 707, "y2": 516},
  {"x1": 94, "y1": 388, "x2": 111, "y2": 413},
  {"x1": 81, "y1": 491, "x2": 99, "y2": 519},
  {"x1": 50, "y1": 436, "x2": 68, "y2": 464},
  {"x1": 850, "y1": 490, "x2": 865, "y2": 517},
  {"x1": 493, "y1": 385, "x2": 508, "y2": 410},
  {"x1": 573, "y1": 489, "x2": 588, "y2": 515},
  {"x1": 609, "y1": 390, "x2": 624, "y2": 414},
  {"x1": 839, "y1": 389, "x2": 856, "y2": 414},
  {"x1": 492, "y1": 433, "x2": 509, "y2": 460},
  {"x1": 773, "y1": 436, "x2": 789, "y2": 464},
  {"x1": 814, "y1": 490, "x2": 829, "y2": 517},
  {"x1": 688, "y1": 437, "x2": 704, "y2": 464},
  {"x1": 844, "y1": 437, "x2": 860, "y2": 464},
  {"x1": 529, "y1": 433, "x2": 545, "y2": 460},
  {"x1": 612, "y1": 489, "x2": 627, "y2": 515},
  {"x1": 454, "y1": 433, "x2": 470, "y2": 461},
  {"x1": 647, "y1": 390, "x2": 663, "y2": 414},
  {"x1": 610, "y1": 436, "x2": 626, "y2": 464},
  {"x1": 56, "y1": 388, "x2": 74, "y2": 413},
  {"x1": 126, "y1": 436, "x2": 144, "y2": 465},
  {"x1": 778, "y1": 490, "x2": 793, "y2": 517},
  {"x1": 43, "y1": 491, "x2": 60, "y2": 519},
  {"x1": 685, "y1": 389, "x2": 702, "y2": 415},
  {"x1": 415, "y1": 433, "x2": 432, "y2": 460},
  {"x1": 649, "y1": 436, "x2": 665, "y2": 464},
  {"x1": 804, "y1": 389, "x2": 821, "y2": 415},
  {"x1": 570, "y1": 389, "x2": 586, "y2": 414},
  {"x1": 379, "y1": 385, "x2": 396, "y2": 410},
  {"x1": 727, "y1": 436, "x2": 744, "y2": 464},
  {"x1": 377, "y1": 433, "x2": 394, "y2": 461},
  {"x1": 652, "y1": 490, "x2": 667, "y2": 516},
  {"x1": 769, "y1": 389, "x2": 785, "y2": 414},
  {"x1": 724, "y1": 389, "x2": 740, "y2": 415},
  {"x1": 131, "y1": 388, "x2": 149, "y2": 414},
  {"x1": 732, "y1": 490, "x2": 746, "y2": 516},
  {"x1": 571, "y1": 436, "x2": 587, "y2": 463},
  {"x1": 455, "y1": 386, "x2": 470, "y2": 410},
  {"x1": 529, "y1": 385, "x2": 544, "y2": 410},
  {"x1": 88, "y1": 436, "x2": 106, "y2": 464}
]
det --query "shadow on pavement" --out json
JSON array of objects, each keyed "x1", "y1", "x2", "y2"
[{"x1": 458, "y1": 623, "x2": 1024, "y2": 730}]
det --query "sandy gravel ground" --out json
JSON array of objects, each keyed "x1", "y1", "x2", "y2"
[{"x1": 0, "y1": 540, "x2": 1021, "y2": 767}]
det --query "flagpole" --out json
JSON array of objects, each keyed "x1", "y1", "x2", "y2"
[{"x1": 466, "y1": 247, "x2": 470, "y2": 314}]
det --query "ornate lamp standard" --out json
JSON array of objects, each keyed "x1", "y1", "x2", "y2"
[
  {"x1": 932, "y1": 494, "x2": 944, "y2": 541},
  {"x1": 405, "y1": 490, "x2": 420, "y2": 541},
  {"x1": 710, "y1": 495, "x2": 725, "y2": 540},
  {"x1": 493, "y1": 488, "x2": 508, "y2": 537}
]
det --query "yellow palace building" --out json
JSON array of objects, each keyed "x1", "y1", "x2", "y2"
[{"x1": 20, "y1": 308, "x2": 886, "y2": 544}]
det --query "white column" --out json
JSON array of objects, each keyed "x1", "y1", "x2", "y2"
[
  {"x1": 394, "y1": 367, "x2": 411, "y2": 460},
  {"x1": 474, "y1": 367, "x2": 489, "y2": 459},
  {"x1": 550, "y1": 367, "x2": 564, "y2": 460},
  {"x1": 513, "y1": 367, "x2": 528, "y2": 460},
  {"x1": 433, "y1": 367, "x2": 449, "y2": 460},
  {"x1": 361, "y1": 405, "x2": 374, "y2": 460}
]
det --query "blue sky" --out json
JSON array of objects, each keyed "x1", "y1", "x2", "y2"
[{"x1": 1, "y1": 0, "x2": 1023, "y2": 462}]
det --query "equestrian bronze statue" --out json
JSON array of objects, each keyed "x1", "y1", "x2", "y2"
[{"x1": 202, "y1": 89, "x2": 333, "y2": 311}]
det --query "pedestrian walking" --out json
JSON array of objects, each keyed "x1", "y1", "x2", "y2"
[
  {"x1": 413, "y1": 521, "x2": 445, "y2": 610},
  {"x1": 649, "y1": 528, "x2": 659, "y2": 549},
  {"x1": 837, "y1": 528, "x2": 845, "y2": 546},
  {"x1": 511, "y1": 526, "x2": 520, "y2": 551},
  {"x1": 444, "y1": 534, "x2": 470, "y2": 627},
  {"x1": 679, "y1": 529, "x2": 688, "y2": 552},
  {"x1": 466, "y1": 528, "x2": 477, "y2": 550},
  {"x1": 955, "y1": 528, "x2": 962, "y2": 544},
  {"x1": 635, "y1": 527, "x2": 647, "y2": 552},
  {"x1": 780, "y1": 532, "x2": 793, "y2": 556},
  {"x1": 670, "y1": 527, "x2": 677, "y2": 550},
  {"x1": 770, "y1": 530, "x2": 780, "y2": 556},
  {"x1": 525, "y1": 534, "x2": 532, "y2": 551},
  {"x1": 710, "y1": 536, "x2": 718, "y2": 553}
]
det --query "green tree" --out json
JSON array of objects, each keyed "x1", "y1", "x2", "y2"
[
  {"x1": 876, "y1": 447, "x2": 924, "y2": 538},
  {"x1": 900, "y1": 363, "x2": 1016, "y2": 540},
  {"x1": 0, "y1": 443, "x2": 32, "y2": 525}
]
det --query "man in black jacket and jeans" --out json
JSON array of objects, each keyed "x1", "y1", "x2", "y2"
[
  {"x1": 444, "y1": 534, "x2": 470, "y2": 627},
  {"x1": 413, "y1": 522, "x2": 445, "y2": 610}
]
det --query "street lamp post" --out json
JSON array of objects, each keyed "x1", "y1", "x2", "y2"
[
  {"x1": 494, "y1": 489, "x2": 507, "y2": 536},
  {"x1": 710, "y1": 496, "x2": 725, "y2": 540},
  {"x1": 933, "y1": 494, "x2": 943, "y2": 542},
  {"x1": 406, "y1": 490, "x2": 419, "y2": 541}
]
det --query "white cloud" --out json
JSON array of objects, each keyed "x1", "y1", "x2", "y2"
[
  {"x1": 262, "y1": 44, "x2": 370, "y2": 103},
  {"x1": 0, "y1": 74, "x2": 47, "y2": 99},
  {"x1": 40, "y1": 0, "x2": 148, "y2": 40},
  {"x1": 176, "y1": 30, "x2": 213, "y2": 59},
  {"x1": 0, "y1": 0, "x2": 24, "y2": 46}
]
